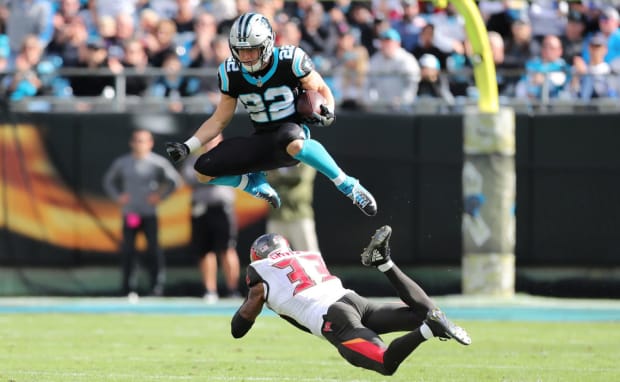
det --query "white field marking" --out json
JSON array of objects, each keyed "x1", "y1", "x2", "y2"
[
  {"x1": 5, "y1": 370, "x2": 192, "y2": 380},
  {"x1": 0, "y1": 353, "x2": 343, "y2": 367},
  {"x1": 432, "y1": 294, "x2": 620, "y2": 310},
  {"x1": 205, "y1": 378, "x2": 371, "y2": 382},
  {"x1": 493, "y1": 336, "x2": 618, "y2": 346},
  {"x1": 422, "y1": 364, "x2": 619, "y2": 372},
  {"x1": 5, "y1": 370, "x2": 371, "y2": 382},
  {"x1": 2, "y1": 295, "x2": 620, "y2": 314}
]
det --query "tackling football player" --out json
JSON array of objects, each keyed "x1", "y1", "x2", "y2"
[
  {"x1": 165, "y1": 12, "x2": 377, "y2": 216},
  {"x1": 231, "y1": 225, "x2": 471, "y2": 376}
]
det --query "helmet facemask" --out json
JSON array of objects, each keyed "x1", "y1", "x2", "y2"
[
  {"x1": 229, "y1": 13, "x2": 275, "y2": 73},
  {"x1": 234, "y1": 46, "x2": 269, "y2": 73}
]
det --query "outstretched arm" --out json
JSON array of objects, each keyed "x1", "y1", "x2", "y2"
[
  {"x1": 192, "y1": 94, "x2": 237, "y2": 147},
  {"x1": 231, "y1": 282, "x2": 266, "y2": 338},
  {"x1": 166, "y1": 94, "x2": 237, "y2": 162}
]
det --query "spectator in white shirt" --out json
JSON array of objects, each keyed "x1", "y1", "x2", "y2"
[{"x1": 367, "y1": 28, "x2": 420, "y2": 110}]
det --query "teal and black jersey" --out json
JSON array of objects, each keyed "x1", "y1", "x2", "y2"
[{"x1": 217, "y1": 45, "x2": 314, "y2": 130}]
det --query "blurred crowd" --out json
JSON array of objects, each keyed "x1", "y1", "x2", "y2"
[{"x1": 2, "y1": 0, "x2": 620, "y2": 112}]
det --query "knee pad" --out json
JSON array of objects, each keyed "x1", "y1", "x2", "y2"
[{"x1": 275, "y1": 122, "x2": 306, "y2": 149}]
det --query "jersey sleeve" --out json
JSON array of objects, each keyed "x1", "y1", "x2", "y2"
[
  {"x1": 291, "y1": 46, "x2": 314, "y2": 79},
  {"x1": 245, "y1": 264, "x2": 263, "y2": 288},
  {"x1": 217, "y1": 58, "x2": 236, "y2": 97}
]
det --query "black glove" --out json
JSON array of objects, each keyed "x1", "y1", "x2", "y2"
[
  {"x1": 166, "y1": 141, "x2": 190, "y2": 163},
  {"x1": 303, "y1": 104, "x2": 335, "y2": 126}
]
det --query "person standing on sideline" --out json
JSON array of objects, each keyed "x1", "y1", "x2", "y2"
[
  {"x1": 266, "y1": 164, "x2": 319, "y2": 252},
  {"x1": 181, "y1": 134, "x2": 241, "y2": 303},
  {"x1": 103, "y1": 129, "x2": 182, "y2": 300}
]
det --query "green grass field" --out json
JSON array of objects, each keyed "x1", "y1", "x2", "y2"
[{"x1": 0, "y1": 309, "x2": 618, "y2": 382}]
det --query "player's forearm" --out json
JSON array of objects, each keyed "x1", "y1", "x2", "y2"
[
  {"x1": 187, "y1": 107, "x2": 232, "y2": 153},
  {"x1": 192, "y1": 119, "x2": 226, "y2": 148},
  {"x1": 183, "y1": 95, "x2": 235, "y2": 153},
  {"x1": 231, "y1": 283, "x2": 266, "y2": 336},
  {"x1": 231, "y1": 292, "x2": 264, "y2": 338},
  {"x1": 302, "y1": 71, "x2": 335, "y2": 111},
  {"x1": 316, "y1": 85, "x2": 335, "y2": 112},
  {"x1": 231, "y1": 309, "x2": 255, "y2": 338},
  {"x1": 305, "y1": 76, "x2": 334, "y2": 113},
  {"x1": 179, "y1": 121, "x2": 222, "y2": 155}
]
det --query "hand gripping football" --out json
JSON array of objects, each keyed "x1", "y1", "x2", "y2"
[{"x1": 296, "y1": 90, "x2": 326, "y2": 119}]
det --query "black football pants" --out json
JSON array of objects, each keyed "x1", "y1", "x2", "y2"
[{"x1": 321, "y1": 265, "x2": 436, "y2": 375}]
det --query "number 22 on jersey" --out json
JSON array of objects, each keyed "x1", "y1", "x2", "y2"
[{"x1": 239, "y1": 85, "x2": 296, "y2": 123}]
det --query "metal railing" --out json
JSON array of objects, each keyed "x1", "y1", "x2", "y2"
[{"x1": 3, "y1": 66, "x2": 620, "y2": 114}]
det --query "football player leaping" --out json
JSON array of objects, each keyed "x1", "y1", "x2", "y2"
[
  {"x1": 231, "y1": 225, "x2": 471, "y2": 376},
  {"x1": 166, "y1": 13, "x2": 377, "y2": 216}
]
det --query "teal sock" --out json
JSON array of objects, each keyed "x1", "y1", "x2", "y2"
[
  {"x1": 293, "y1": 139, "x2": 341, "y2": 179},
  {"x1": 208, "y1": 175, "x2": 242, "y2": 188}
]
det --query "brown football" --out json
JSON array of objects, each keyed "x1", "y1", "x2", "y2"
[{"x1": 296, "y1": 90, "x2": 326, "y2": 118}]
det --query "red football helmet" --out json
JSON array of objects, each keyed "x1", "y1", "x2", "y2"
[{"x1": 250, "y1": 233, "x2": 291, "y2": 262}]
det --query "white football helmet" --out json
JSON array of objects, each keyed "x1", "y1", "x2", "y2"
[{"x1": 229, "y1": 13, "x2": 275, "y2": 73}]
